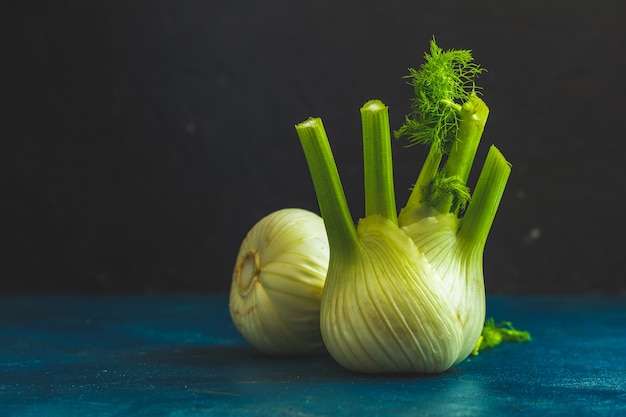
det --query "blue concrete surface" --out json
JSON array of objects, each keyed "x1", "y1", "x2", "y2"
[{"x1": 1, "y1": 295, "x2": 625, "y2": 416}]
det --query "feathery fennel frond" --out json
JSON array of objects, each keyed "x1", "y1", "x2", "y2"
[{"x1": 395, "y1": 38, "x2": 485, "y2": 154}]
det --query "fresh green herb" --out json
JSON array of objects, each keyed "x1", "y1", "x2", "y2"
[{"x1": 472, "y1": 318, "x2": 532, "y2": 355}]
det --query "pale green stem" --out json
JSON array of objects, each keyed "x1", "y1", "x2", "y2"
[
  {"x1": 436, "y1": 95, "x2": 490, "y2": 214},
  {"x1": 445, "y1": 95, "x2": 490, "y2": 183},
  {"x1": 458, "y1": 145, "x2": 511, "y2": 249},
  {"x1": 398, "y1": 146, "x2": 442, "y2": 226},
  {"x1": 296, "y1": 118, "x2": 359, "y2": 256},
  {"x1": 361, "y1": 100, "x2": 397, "y2": 225}
]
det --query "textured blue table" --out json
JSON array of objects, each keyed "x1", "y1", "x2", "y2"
[{"x1": 1, "y1": 295, "x2": 625, "y2": 416}]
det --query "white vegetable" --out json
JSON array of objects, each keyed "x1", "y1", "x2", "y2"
[
  {"x1": 319, "y1": 214, "x2": 468, "y2": 373},
  {"x1": 229, "y1": 208, "x2": 329, "y2": 355},
  {"x1": 228, "y1": 41, "x2": 513, "y2": 374}
]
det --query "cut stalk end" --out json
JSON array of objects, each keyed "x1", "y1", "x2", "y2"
[
  {"x1": 361, "y1": 100, "x2": 397, "y2": 225},
  {"x1": 296, "y1": 118, "x2": 359, "y2": 256},
  {"x1": 458, "y1": 145, "x2": 511, "y2": 249}
]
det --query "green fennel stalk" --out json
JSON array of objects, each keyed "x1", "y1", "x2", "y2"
[{"x1": 297, "y1": 100, "x2": 402, "y2": 261}]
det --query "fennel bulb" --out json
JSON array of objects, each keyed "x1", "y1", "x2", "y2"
[
  {"x1": 295, "y1": 40, "x2": 511, "y2": 373},
  {"x1": 229, "y1": 208, "x2": 329, "y2": 355}
]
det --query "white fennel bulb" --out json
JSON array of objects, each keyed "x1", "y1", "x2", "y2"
[
  {"x1": 229, "y1": 208, "x2": 329, "y2": 355},
  {"x1": 321, "y1": 214, "x2": 466, "y2": 373}
]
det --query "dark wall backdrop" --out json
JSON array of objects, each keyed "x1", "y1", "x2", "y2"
[{"x1": 4, "y1": 0, "x2": 626, "y2": 293}]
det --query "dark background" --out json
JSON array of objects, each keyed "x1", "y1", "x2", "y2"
[{"x1": 4, "y1": 0, "x2": 626, "y2": 294}]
